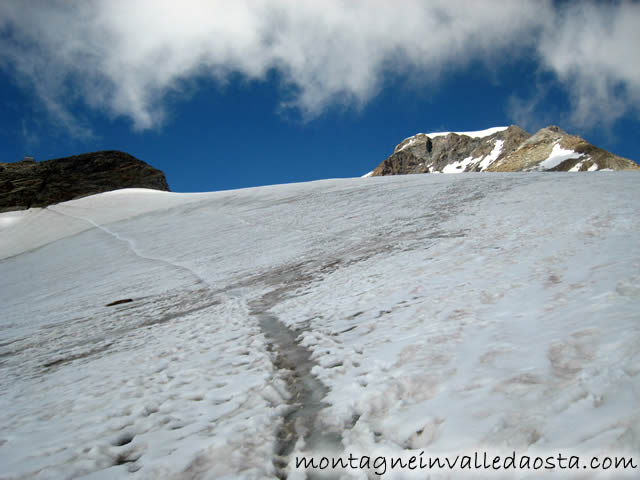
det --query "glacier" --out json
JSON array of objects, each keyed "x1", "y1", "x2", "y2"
[{"x1": 1, "y1": 172, "x2": 639, "y2": 479}]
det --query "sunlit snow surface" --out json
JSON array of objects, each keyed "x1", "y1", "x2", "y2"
[{"x1": 1, "y1": 173, "x2": 640, "y2": 479}]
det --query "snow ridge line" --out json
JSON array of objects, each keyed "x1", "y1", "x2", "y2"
[{"x1": 47, "y1": 206, "x2": 209, "y2": 287}]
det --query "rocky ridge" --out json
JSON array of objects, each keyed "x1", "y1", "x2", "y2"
[
  {"x1": 0, "y1": 151, "x2": 170, "y2": 213},
  {"x1": 368, "y1": 125, "x2": 639, "y2": 176}
]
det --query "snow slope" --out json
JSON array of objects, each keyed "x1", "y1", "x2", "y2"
[{"x1": 1, "y1": 173, "x2": 640, "y2": 479}]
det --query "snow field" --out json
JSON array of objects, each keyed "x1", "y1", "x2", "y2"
[
  {"x1": 1, "y1": 172, "x2": 639, "y2": 479},
  {"x1": 0, "y1": 235, "x2": 285, "y2": 478},
  {"x1": 270, "y1": 174, "x2": 640, "y2": 478}
]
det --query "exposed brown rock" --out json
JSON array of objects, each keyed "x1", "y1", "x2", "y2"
[{"x1": 369, "y1": 125, "x2": 638, "y2": 176}]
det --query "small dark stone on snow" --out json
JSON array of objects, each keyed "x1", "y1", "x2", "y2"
[{"x1": 105, "y1": 298, "x2": 133, "y2": 307}]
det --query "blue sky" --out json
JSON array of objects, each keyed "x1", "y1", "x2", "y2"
[{"x1": 1, "y1": 1, "x2": 639, "y2": 192}]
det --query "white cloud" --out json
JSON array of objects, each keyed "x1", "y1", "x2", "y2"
[
  {"x1": 0, "y1": 0, "x2": 639, "y2": 133},
  {"x1": 537, "y1": 1, "x2": 640, "y2": 128}
]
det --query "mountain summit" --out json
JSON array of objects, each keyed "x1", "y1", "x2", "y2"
[{"x1": 366, "y1": 125, "x2": 639, "y2": 176}]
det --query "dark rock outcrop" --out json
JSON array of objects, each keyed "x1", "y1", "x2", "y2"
[
  {"x1": 0, "y1": 151, "x2": 170, "y2": 212},
  {"x1": 368, "y1": 125, "x2": 639, "y2": 176}
]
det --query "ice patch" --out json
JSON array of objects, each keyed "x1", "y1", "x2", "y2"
[
  {"x1": 396, "y1": 137, "x2": 418, "y2": 152},
  {"x1": 569, "y1": 161, "x2": 584, "y2": 172},
  {"x1": 539, "y1": 143, "x2": 583, "y2": 170},
  {"x1": 569, "y1": 157, "x2": 598, "y2": 173},
  {"x1": 479, "y1": 139, "x2": 505, "y2": 171},
  {"x1": 442, "y1": 156, "x2": 474, "y2": 173}
]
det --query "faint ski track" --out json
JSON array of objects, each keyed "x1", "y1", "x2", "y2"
[{"x1": 47, "y1": 205, "x2": 209, "y2": 287}]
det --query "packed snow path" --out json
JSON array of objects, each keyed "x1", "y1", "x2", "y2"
[
  {"x1": 1, "y1": 173, "x2": 640, "y2": 479},
  {"x1": 248, "y1": 267, "x2": 350, "y2": 479}
]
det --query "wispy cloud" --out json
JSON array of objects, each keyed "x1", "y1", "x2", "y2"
[
  {"x1": 0, "y1": 0, "x2": 638, "y2": 133},
  {"x1": 20, "y1": 119, "x2": 40, "y2": 151}
]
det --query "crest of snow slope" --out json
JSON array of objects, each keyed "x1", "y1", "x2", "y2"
[
  {"x1": 0, "y1": 188, "x2": 213, "y2": 260},
  {"x1": 1, "y1": 173, "x2": 640, "y2": 479},
  {"x1": 396, "y1": 126, "x2": 508, "y2": 152}
]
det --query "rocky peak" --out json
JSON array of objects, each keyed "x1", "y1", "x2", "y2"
[
  {"x1": 0, "y1": 150, "x2": 170, "y2": 212},
  {"x1": 543, "y1": 125, "x2": 566, "y2": 134},
  {"x1": 368, "y1": 125, "x2": 638, "y2": 176}
]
